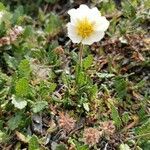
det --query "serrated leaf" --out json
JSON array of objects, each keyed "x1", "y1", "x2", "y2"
[
  {"x1": 8, "y1": 114, "x2": 22, "y2": 130},
  {"x1": 11, "y1": 5, "x2": 24, "y2": 24},
  {"x1": 45, "y1": 13, "x2": 62, "y2": 35},
  {"x1": 114, "y1": 77, "x2": 127, "y2": 100},
  {"x1": 122, "y1": 1, "x2": 136, "y2": 19},
  {"x1": 3, "y1": 53, "x2": 18, "y2": 70},
  {"x1": 11, "y1": 95, "x2": 27, "y2": 109},
  {"x1": 28, "y1": 135, "x2": 40, "y2": 150},
  {"x1": 83, "y1": 54, "x2": 93, "y2": 70},
  {"x1": 122, "y1": 112, "x2": 131, "y2": 124},
  {"x1": 75, "y1": 65, "x2": 87, "y2": 87},
  {"x1": 32, "y1": 101, "x2": 48, "y2": 113},
  {"x1": 111, "y1": 103, "x2": 122, "y2": 129},
  {"x1": 15, "y1": 78, "x2": 30, "y2": 97},
  {"x1": 0, "y1": 130, "x2": 8, "y2": 143},
  {"x1": 78, "y1": 71, "x2": 87, "y2": 87},
  {"x1": 49, "y1": 82, "x2": 57, "y2": 93},
  {"x1": 39, "y1": 82, "x2": 56, "y2": 98},
  {"x1": 88, "y1": 84, "x2": 98, "y2": 99},
  {"x1": 135, "y1": 119, "x2": 150, "y2": 140},
  {"x1": 18, "y1": 59, "x2": 31, "y2": 78},
  {"x1": 100, "y1": 0, "x2": 116, "y2": 14},
  {"x1": 23, "y1": 26, "x2": 34, "y2": 38}
]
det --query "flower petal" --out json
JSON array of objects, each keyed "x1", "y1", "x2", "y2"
[
  {"x1": 95, "y1": 16, "x2": 110, "y2": 31},
  {"x1": 68, "y1": 9, "x2": 78, "y2": 24},
  {"x1": 90, "y1": 7, "x2": 101, "y2": 18},
  {"x1": 68, "y1": 5, "x2": 91, "y2": 24},
  {"x1": 91, "y1": 7, "x2": 101, "y2": 14},
  {"x1": 78, "y1": 4, "x2": 90, "y2": 11},
  {"x1": 82, "y1": 31, "x2": 105, "y2": 45},
  {"x1": 67, "y1": 23, "x2": 82, "y2": 43}
]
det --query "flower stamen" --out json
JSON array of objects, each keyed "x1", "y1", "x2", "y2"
[{"x1": 76, "y1": 17, "x2": 94, "y2": 39}]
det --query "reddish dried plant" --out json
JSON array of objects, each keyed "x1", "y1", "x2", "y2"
[
  {"x1": 0, "y1": 26, "x2": 23, "y2": 47},
  {"x1": 83, "y1": 127, "x2": 101, "y2": 146},
  {"x1": 58, "y1": 112, "x2": 76, "y2": 133},
  {"x1": 100, "y1": 121, "x2": 116, "y2": 136}
]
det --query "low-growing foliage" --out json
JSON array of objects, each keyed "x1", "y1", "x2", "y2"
[{"x1": 0, "y1": 0, "x2": 149, "y2": 149}]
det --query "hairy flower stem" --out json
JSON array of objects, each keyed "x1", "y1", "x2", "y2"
[{"x1": 79, "y1": 43, "x2": 84, "y2": 68}]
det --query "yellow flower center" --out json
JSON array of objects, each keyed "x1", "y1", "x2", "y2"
[{"x1": 76, "y1": 17, "x2": 94, "y2": 39}]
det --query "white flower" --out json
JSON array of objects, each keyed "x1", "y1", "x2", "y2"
[{"x1": 67, "y1": 4, "x2": 109, "y2": 45}]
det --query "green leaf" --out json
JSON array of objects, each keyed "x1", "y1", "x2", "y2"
[
  {"x1": 75, "y1": 65, "x2": 87, "y2": 87},
  {"x1": 100, "y1": 0, "x2": 116, "y2": 15},
  {"x1": 0, "y1": 3, "x2": 5, "y2": 11},
  {"x1": 0, "y1": 130, "x2": 8, "y2": 143},
  {"x1": 0, "y1": 87, "x2": 9, "y2": 99},
  {"x1": 77, "y1": 71, "x2": 87, "y2": 87},
  {"x1": 88, "y1": 84, "x2": 98, "y2": 99},
  {"x1": 15, "y1": 78, "x2": 30, "y2": 97},
  {"x1": 28, "y1": 135, "x2": 40, "y2": 150},
  {"x1": 45, "y1": 13, "x2": 62, "y2": 35},
  {"x1": 47, "y1": 44, "x2": 58, "y2": 65},
  {"x1": 39, "y1": 82, "x2": 56, "y2": 98},
  {"x1": 32, "y1": 101, "x2": 48, "y2": 113},
  {"x1": 122, "y1": 112, "x2": 131, "y2": 124},
  {"x1": 0, "y1": 120, "x2": 4, "y2": 130},
  {"x1": 8, "y1": 114, "x2": 22, "y2": 130},
  {"x1": 114, "y1": 77, "x2": 127, "y2": 100},
  {"x1": 18, "y1": 59, "x2": 31, "y2": 78},
  {"x1": 122, "y1": 1, "x2": 136, "y2": 19},
  {"x1": 69, "y1": 139, "x2": 89, "y2": 150},
  {"x1": 0, "y1": 21, "x2": 6, "y2": 36},
  {"x1": 11, "y1": 5, "x2": 24, "y2": 24},
  {"x1": 55, "y1": 144, "x2": 67, "y2": 150},
  {"x1": 11, "y1": 95, "x2": 27, "y2": 109},
  {"x1": 111, "y1": 103, "x2": 122, "y2": 129},
  {"x1": 140, "y1": 140, "x2": 150, "y2": 150},
  {"x1": 83, "y1": 54, "x2": 93, "y2": 70},
  {"x1": 23, "y1": 26, "x2": 34, "y2": 38},
  {"x1": 3, "y1": 53, "x2": 18, "y2": 70},
  {"x1": 49, "y1": 82, "x2": 57, "y2": 93},
  {"x1": 135, "y1": 119, "x2": 150, "y2": 140},
  {"x1": 119, "y1": 143, "x2": 131, "y2": 150}
]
